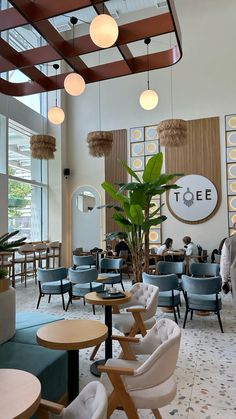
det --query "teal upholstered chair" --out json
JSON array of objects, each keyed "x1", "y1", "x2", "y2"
[
  {"x1": 66, "y1": 268, "x2": 103, "y2": 313},
  {"x1": 157, "y1": 261, "x2": 185, "y2": 290},
  {"x1": 36, "y1": 267, "x2": 70, "y2": 310},
  {"x1": 73, "y1": 255, "x2": 96, "y2": 270},
  {"x1": 143, "y1": 272, "x2": 181, "y2": 323},
  {"x1": 157, "y1": 261, "x2": 185, "y2": 275},
  {"x1": 99, "y1": 258, "x2": 125, "y2": 291},
  {"x1": 181, "y1": 275, "x2": 223, "y2": 332},
  {"x1": 189, "y1": 262, "x2": 220, "y2": 277}
]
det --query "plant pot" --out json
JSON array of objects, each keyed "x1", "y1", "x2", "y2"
[
  {"x1": 0, "y1": 285, "x2": 16, "y2": 343},
  {"x1": 0, "y1": 277, "x2": 10, "y2": 293}
]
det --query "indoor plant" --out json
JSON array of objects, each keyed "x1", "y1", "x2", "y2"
[
  {"x1": 101, "y1": 152, "x2": 180, "y2": 283},
  {"x1": 0, "y1": 230, "x2": 26, "y2": 291}
]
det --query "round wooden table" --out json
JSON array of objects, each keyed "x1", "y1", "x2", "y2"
[
  {"x1": 85, "y1": 291, "x2": 131, "y2": 376},
  {"x1": 0, "y1": 368, "x2": 41, "y2": 419},
  {"x1": 37, "y1": 319, "x2": 108, "y2": 403}
]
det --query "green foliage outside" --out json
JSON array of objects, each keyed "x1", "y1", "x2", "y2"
[{"x1": 8, "y1": 167, "x2": 31, "y2": 217}]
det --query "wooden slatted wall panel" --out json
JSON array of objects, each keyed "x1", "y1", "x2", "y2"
[
  {"x1": 105, "y1": 129, "x2": 127, "y2": 235},
  {"x1": 165, "y1": 116, "x2": 221, "y2": 223}
]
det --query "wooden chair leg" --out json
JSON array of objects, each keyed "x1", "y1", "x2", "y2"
[
  {"x1": 152, "y1": 408, "x2": 162, "y2": 419},
  {"x1": 107, "y1": 374, "x2": 139, "y2": 419},
  {"x1": 90, "y1": 344, "x2": 100, "y2": 361}
]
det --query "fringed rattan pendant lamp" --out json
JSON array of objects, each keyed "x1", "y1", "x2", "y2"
[
  {"x1": 30, "y1": 135, "x2": 56, "y2": 160},
  {"x1": 87, "y1": 52, "x2": 113, "y2": 158},
  {"x1": 87, "y1": 131, "x2": 113, "y2": 157},
  {"x1": 157, "y1": 34, "x2": 187, "y2": 147},
  {"x1": 157, "y1": 119, "x2": 187, "y2": 147}
]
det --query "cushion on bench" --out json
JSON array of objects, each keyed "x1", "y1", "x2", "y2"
[
  {"x1": 0, "y1": 341, "x2": 67, "y2": 401},
  {"x1": 16, "y1": 312, "x2": 63, "y2": 330}
]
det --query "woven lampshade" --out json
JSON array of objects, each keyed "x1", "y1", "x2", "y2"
[
  {"x1": 157, "y1": 119, "x2": 187, "y2": 147},
  {"x1": 87, "y1": 131, "x2": 113, "y2": 157},
  {"x1": 30, "y1": 135, "x2": 56, "y2": 160}
]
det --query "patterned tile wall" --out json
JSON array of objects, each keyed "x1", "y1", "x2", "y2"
[
  {"x1": 130, "y1": 125, "x2": 162, "y2": 248},
  {"x1": 225, "y1": 114, "x2": 236, "y2": 235}
]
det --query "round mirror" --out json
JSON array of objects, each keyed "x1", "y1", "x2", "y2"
[{"x1": 76, "y1": 190, "x2": 96, "y2": 212}]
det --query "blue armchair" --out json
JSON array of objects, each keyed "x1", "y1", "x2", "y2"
[
  {"x1": 143, "y1": 272, "x2": 181, "y2": 323},
  {"x1": 36, "y1": 267, "x2": 70, "y2": 310},
  {"x1": 189, "y1": 262, "x2": 220, "y2": 277},
  {"x1": 181, "y1": 275, "x2": 223, "y2": 332}
]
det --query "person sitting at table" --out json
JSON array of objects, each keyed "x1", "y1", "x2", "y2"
[
  {"x1": 157, "y1": 238, "x2": 173, "y2": 261},
  {"x1": 182, "y1": 236, "x2": 199, "y2": 263},
  {"x1": 113, "y1": 234, "x2": 131, "y2": 257}
]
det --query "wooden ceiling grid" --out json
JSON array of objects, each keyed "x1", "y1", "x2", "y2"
[{"x1": 0, "y1": 0, "x2": 182, "y2": 96}]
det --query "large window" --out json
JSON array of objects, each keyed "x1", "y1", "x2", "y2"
[{"x1": 8, "y1": 120, "x2": 48, "y2": 241}]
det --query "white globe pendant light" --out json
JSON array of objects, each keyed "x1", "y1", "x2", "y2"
[
  {"x1": 139, "y1": 38, "x2": 159, "y2": 111},
  {"x1": 90, "y1": 14, "x2": 119, "y2": 48},
  {"x1": 139, "y1": 89, "x2": 159, "y2": 111},
  {"x1": 64, "y1": 17, "x2": 86, "y2": 96},
  {"x1": 64, "y1": 72, "x2": 85, "y2": 96},
  {"x1": 48, "y1": 64, "x2": 65, "y2": 125},
  {"x1": 48, "y1": 106, "x2": 65, "y2": 125}
]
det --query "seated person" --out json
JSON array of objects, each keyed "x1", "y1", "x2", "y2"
[
  {"x1": 157, "y1": 238, "x2": 173, "y2": 256},
  {"x1": 211, "y1": 237, "x2": 227, "y2": 263},
  {"x1": 113, "y1": 235, "x2": 131, "y2": 257},
  {"x1": 182, "y1": 236, "x2": 199, "y2": 263}
]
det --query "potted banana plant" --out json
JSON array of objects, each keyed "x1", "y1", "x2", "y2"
[{"x1": 101, "y1": 152, "x2": 180, "y2": 283}]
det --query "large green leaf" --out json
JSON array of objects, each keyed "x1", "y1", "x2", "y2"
[
  {"x1": 120, "y1": 160, "x2": 141, "y2": 183},
  {"x1": 142, "y1": 152, "x2": 163, "y2": 182},
  {"x1": 149, "y1": 203, "x2": 165, "y2": 218},
  {"x1": 102, "y1": 181, "x2": 126, "y2": 205},
  {"x1": 154, "y1": 173, "x2": 183, "y2": 186},
  {"x1": 118, "y1": 182, "x2": 140, "y2": 193},
  {"x1": 129, "y1": 204, "x2": 144, "y2": 225},
  {"x1": 142, "y1": 215, "x2": 167, "y2": 231},
  {"x1": 97, "y1": 204, "x2": 124, "y2": 212},
  {"x1": 130, "y1": 188, "x2": 146, "y2": 207}
]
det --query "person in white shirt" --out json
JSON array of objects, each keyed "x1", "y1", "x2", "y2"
[
  {"x1": 220, "y1": 223, "x2": 236, "y2": 302},
  {"x1": 157, "y1": 238, "x2": 173, "y2": 256},
  {"x1": 182, "y1": 236, "x2": 199, "y2": 264}
]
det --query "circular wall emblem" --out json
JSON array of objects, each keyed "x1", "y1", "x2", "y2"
[{"x1": 169, "y1": 175, "x2": 218, "y2": 222}]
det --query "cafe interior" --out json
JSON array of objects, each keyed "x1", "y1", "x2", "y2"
[{"x1": 0, "y1": 0, "x2": 236, "y2": 418}]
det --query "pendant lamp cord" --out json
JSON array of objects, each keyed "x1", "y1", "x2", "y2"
[
  {"x1": 53, "y1": 63, "x2": 59, "y2": 107},
  {"x1": 98, "y1": 51, "x2": 101, "y2": 130},
  {"x1": 170, "y1": 34, "x2": 173, "y2": 118},
  {"x1": 144, "y1": 37, "x2": 151, "y2": 90}
]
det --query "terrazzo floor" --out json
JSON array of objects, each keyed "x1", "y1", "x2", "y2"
[{"x1": 15, "y1": 277, "x2": 236, "y2": 419}]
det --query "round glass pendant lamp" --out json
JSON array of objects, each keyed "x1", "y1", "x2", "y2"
[
  {"x1": 64, "y1": 73, "x2": 85, "y2": 96},
  {"x1": 48, "y1": 106, "x2": 65, "y2": 125},
  {"x1": 89, "y1": 14, "x2": 119, "y2": 48},
  {"x1": 48, "y1": 64, "x2": 65, "y2": 125},
  {"x1": 139, "y1": 38, "x2": 159, "y2": 111},
  {"x1": 139, "y1": 89, "x2": 158, "y2": 111},
  {"x1": 64, "y1": 17, "x2": 86, "y2": 96}
]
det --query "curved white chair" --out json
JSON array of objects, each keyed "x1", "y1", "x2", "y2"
[
  {"x1": 39, "y1": 381, "x2": 108, "y2": 419},
  {"x1": 100, "y1": 318, "x2": 181, "y2": 419}
]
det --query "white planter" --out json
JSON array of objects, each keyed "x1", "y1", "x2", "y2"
[{"x1": 0, "y1": 286, "x2": 16, "y2": 344}]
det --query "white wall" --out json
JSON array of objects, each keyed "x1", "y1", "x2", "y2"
[{"x1": 62, "y1": 0, "x2": 236, "y2": 259}]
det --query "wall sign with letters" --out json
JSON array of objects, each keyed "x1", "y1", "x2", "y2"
[{"x1": 168, "y1": 175, "x2": 218, "y2": 223}]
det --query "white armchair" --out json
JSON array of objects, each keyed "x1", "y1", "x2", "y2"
[
  {"x1": 90, "y1": 282, "x2": 158, "y2": 361},
  {"x1": 112, "y1": 282, "x2": 159, "y2": 336},
  {"x1": 99, "y1": 318, "x2": 181, "y2": 419},
  {"x1": 38, "y1": 381, "x2": 108, "y2": 419}
]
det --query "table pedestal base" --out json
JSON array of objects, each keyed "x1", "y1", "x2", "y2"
[{"x1": 90, "y1": 359, "x2": 105, "y2": 377}]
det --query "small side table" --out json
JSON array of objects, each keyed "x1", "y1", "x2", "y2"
[
  {"x1": 37, "y1": 319, "x2": 108, "y2": 403},
  {"x1": 0, "y1": 368, "x2": 41, "y2": 419},
  {"x1": 85, "y1": 291, "x2": 131, "y2": 376}
]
